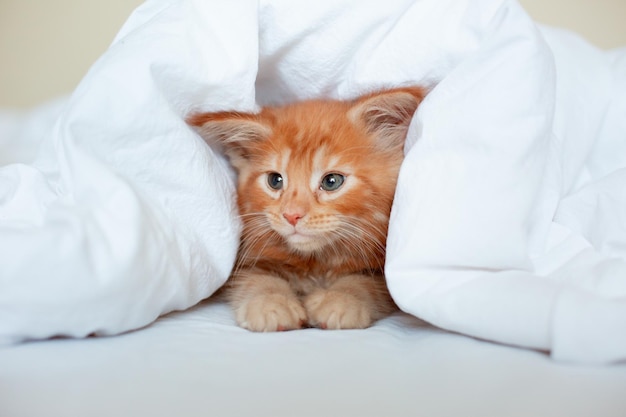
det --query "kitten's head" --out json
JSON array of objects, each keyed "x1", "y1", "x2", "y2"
[{"x1": 188, "y1": 87, "x2": 424, "y2": 259}]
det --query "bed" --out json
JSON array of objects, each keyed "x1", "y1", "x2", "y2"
[
  {"x1": 1, "y1": 0, "x2": 626, "y2": 415},
  {"x1": 2, "y1": 296, "x2": 626, "y2": 417}
]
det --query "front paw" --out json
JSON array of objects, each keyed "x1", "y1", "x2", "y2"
[
  {"x1": 304, "y1": 289, "x2": 373, "y2": 330},
  {"x1": 235, "y1": 293, "x2": 307, "y2": 332}
]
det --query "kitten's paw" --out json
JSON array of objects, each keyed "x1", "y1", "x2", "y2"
[
  {"x1": 235, "y1": 293, "x2": 307, "y2": 332},
  {"x1": 304, "y1": 289, "x2": 373, "y2": 330}
]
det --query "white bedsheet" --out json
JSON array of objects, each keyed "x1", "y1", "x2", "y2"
[
  {"x1": 1, "y1": 0, "x2": 625, "y2": 364},
  {"x1": 1, "y1": 299, "x2": 626, "y2": 417}
]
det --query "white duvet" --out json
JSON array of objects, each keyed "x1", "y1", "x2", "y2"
[{"x1": 1, "y1": 0, "x2": 625, "y2": 364}]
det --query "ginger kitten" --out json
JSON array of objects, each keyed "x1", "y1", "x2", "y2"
[{"x1": 188, "y1": 86, "x2": 425, "y2": 331}]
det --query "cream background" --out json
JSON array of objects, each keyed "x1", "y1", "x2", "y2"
[{"x1": 0, "y1": 0, "x2": 625, "y2": 108}]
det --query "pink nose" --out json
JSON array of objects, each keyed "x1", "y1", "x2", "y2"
[{"x1": 283, "y1": 212, "x2": 303, "y2": 226}]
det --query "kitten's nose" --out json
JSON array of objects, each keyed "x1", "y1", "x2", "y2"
[{"x1": 283, "y1": 212, "x2": 303, "y2": 226}]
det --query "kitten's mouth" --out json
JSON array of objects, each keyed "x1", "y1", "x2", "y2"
[
  {"x1": 287, "y1": 231, "x2": 313, "y2": 243},
  {"x1": 284, "y1": 231, "x2": 325, "y2": 253}
]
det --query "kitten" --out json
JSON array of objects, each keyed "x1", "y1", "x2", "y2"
[{"x1": 188, "y1": 86, "x2": 425, "y2": 331}]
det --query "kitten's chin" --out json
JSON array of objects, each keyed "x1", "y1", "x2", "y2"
[{"x1": 285, "y1": 233, "x2": 326, "y2": 254}]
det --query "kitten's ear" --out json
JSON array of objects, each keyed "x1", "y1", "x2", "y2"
[
  {"x1": 348, "y1": 86, "x2": 425, "y2": 150},
  {"x1": 186, "y1": 111, "x2": 271, "y2": 166}
]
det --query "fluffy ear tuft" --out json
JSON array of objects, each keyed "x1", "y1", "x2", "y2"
[
  {"x1": 186, "y1": 111, "x2": 271, "y2": 145},
  {"x1": 348, "y1": 86, "x2": 425, "y2": 151},
  {"x1": 186, "y1": 111, "x2": 271, "y2": 166}
]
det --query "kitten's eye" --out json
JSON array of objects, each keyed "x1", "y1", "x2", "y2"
[
  {"x1": 320, "y1": 173, "x2": 345, "y2": 191},
  {"x1": 267, "y1": 172, "x2": 284, "y2": 190}
]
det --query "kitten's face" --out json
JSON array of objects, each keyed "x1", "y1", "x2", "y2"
[
  {"x1": 236, "y1": 107, "x2": 399, "y2": 253},
  {"x1": 246, "y1": 151, "x2": 359, "y2": 253},
  {"x1": 188, "y1": 87, "x2": 425, "y2": 256}
]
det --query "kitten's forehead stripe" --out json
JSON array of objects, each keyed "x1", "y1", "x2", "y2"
[
  {"x1": 269, "y1": 155, "x2": 278, "y2": 170},
  {"x1": 328, "y1": 156, "x2": 341, "y2": 168},
  {"x1": 309, "y1": 146, "x2": 328, "y2": 191},
  {"x1": 280, "y1": 148, "x2": 291, "y2": 174},
  {"x1": 312, "y1": 146, "x2": 327, "y2": 169}
]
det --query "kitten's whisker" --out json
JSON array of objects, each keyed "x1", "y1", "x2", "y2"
[
  {"x1": 332, "y1": 217, "x2": 388, "y2": 271},
  {"x1": 232, "y1": 212, "x2": 276, "y2": 275},
  {"x1": 247, "y1": 231, "x2": 279, "y2": 269},
  {"x1": 320, "y1": 233, "x2": 343, "y2": 261},
  {"x1": 340, "y1": 216, "x2": 389, "y2": 246},
  {"x1": 333, "y1": 230, "x2": 372, "y2": 268}
]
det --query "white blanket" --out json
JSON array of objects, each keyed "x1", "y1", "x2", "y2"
[{"x1": 1, "y1": 0, "x2": 625, "y2": 364}]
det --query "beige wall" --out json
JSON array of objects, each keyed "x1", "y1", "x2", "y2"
[
  {"x1": 521, "y1": 0, "x2": 626, "y2": 49},
  {"x1": 0, "y1": 0, "x2": 143, "y2": 108},
  {"x1": 1, "y1": 0, "x2": 625, "y2": 108}
]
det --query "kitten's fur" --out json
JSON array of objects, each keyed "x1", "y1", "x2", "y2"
[{"x1": 188, "y1": 86, "x2": 425, "y2": 331}]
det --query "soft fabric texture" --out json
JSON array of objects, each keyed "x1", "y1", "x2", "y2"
[
  {"x1": 0, "y1": 0, "x2": 625, "y2": 364},
  {"x1": 2, "y1": 299, "x2": 626, "y2": 417}
]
